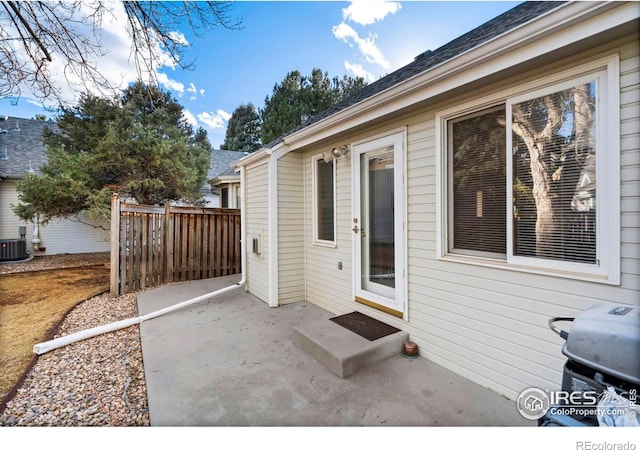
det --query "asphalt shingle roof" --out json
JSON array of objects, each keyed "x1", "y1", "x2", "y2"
[
  {"x1": 0, "y1": 116, "x2": 58, "y2": 179},
  {"x1": 270, "y1": 1, "x2": 565, "y2": 147},
  {"x1": 207, "y1": 149, "x2": 244, "y2": 181}
]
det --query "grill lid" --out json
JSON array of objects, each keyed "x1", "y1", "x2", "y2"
[{"x1": 557, "y1": 305, "x2": 640, "y2": 385}]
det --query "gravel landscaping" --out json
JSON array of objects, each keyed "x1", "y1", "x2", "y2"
[
  {"x1": 0, "y1": 253, "x2": 150, "y2": 426},
  {"x1": 0, "y1": 252, "x2": 110, "y2": 274}
]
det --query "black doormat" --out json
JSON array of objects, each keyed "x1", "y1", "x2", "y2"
[{"x1": 330, "y1": 311, "x2": 401, "y2": 341}]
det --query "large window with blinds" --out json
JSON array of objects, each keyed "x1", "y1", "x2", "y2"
[
  {"x1": 510, "y1": 81, "x2": 597, "y2": 265},
  {"x1": 439, "y1": 57, "x2": 620, "y2": 284}
]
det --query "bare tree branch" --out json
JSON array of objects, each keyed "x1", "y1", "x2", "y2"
[{"x1": 0, "y1": 1, "x2": 240, "y2": 105}]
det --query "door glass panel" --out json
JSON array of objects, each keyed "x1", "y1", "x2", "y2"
[{"x1": 361, "y1": 146, "x2": 395, "y2": 295}]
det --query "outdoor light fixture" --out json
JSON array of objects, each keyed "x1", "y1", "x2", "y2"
[
  {"x1": 322, "y1": 145, "x2": 349, "y2": 163},
  {"x1": 331, "y1": 145, "x2": 349, "y2": 157}
]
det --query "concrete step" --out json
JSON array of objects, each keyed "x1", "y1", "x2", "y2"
[{"x1": 293, "y1": 315, "x2": 409, "y2": 378}]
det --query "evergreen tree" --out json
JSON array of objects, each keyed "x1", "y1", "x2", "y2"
[
  {"x1": 220, "y1": 103, "x2": 261, "y2": 152},
  {"x1": 13, "y1": 82, "x2": 211, "y2": 224},
  {"x1": 259, "y1": 68, "x2": 366, "y2": 144}
]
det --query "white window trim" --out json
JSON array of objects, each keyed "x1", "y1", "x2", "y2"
[
  {"x1": 436, "y1": 54, "x2": 620, "y2": 285},
  {"x1": 311, "y1": 153, "x2": 337, "y2": 247}
]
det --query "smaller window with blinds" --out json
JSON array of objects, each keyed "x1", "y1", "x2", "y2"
[
  {"x1": 448, "y1": 105, "x2": 506, "y2": 258},
  {"x1": 221, "y1": 187, "x2": 229, "y2": 208},
  {"x1": 313, "y1": 154, "x2": 336, "y2": 245}
]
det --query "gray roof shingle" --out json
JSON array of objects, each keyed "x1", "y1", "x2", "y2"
[
  {"x1": 207, "y1": 149, "x2": 245, "y2": 181},
  {"x1": 0, "y1": 116, "x2": 58, "y2": 179}
]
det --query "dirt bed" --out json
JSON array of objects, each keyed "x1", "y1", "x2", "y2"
[{"x1": 0, "y1": 252, "x2": 150, "y2": 426}]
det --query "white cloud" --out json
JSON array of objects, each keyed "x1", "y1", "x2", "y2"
[
  {"x1": 332, "y1": 23, "x2": 390, "y2": 69},
  {"x1": 182, "y1": 109, "x2": 198, "y2": 128},
  {"x1": 156, "y1": 73, "x2": 185, "y2": 94},
  {"x1": 344, "y1": 61, "x2": 375, "y2": 82},
  {"x1": 187, "y1": 82, "x2": 198, "y2": 100},
  {"x1": 332, "y1": 22, "x2": 358, "y2": 44},
  {"x1": 30, "y1": 1, "x2": 135, "y2": 105},
  {"x1": 7, "y1": 1, "x2": 191, "y2": 107},
  {"x1": 343, "y1": 0, "x2": 401, "y2": 26},
  {"x1": 199, "y1": 89, "x2": 206, "y2": 97},
  {"x1": 197, "y1": 109, "x2": 231, "y2": 129},
  {"x1": 26, "y1": 98, "x2": 46, "y2": 108},
  {"x1": 167, "y1": 31, "x2": 189, "y2": 47}
]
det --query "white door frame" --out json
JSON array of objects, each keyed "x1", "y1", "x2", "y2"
[{"x1": 352, "y1": 130, "x2": 406, "y2": 318}]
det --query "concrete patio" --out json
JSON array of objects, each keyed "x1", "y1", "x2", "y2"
[{"x1": 137, "y1": 275, "x2": 532, "y2": 426}]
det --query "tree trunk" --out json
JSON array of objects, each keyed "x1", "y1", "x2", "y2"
[
  {"x1": 512, "y1": 95, "x2": 563, "y2": 258},
  {"x1": 512, "y1": 121, "x2": 557, "y2": 257}
]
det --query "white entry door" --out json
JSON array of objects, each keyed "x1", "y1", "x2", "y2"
[{"x1": 352, "y1": 132, "x2": 405, "y2": 317}]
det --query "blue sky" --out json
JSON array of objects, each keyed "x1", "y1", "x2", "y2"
[{"x1": 0, "y1": 1, "x2": 520, "y2": 148}]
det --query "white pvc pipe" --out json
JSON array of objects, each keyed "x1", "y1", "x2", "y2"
[
  {"x1": 34, "y1": 165, "x2": 250, "y2": 356},
  {"x1": 33, "y1": 280, "x2": 245, "y2": 355}
]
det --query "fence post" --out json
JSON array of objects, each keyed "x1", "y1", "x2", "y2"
[
  {"x1": 164, "y1": 201, "x2": 174, "y2": 283},
  {"x1": 109, "y1": 193, "x2": 120, "y2": 297}
]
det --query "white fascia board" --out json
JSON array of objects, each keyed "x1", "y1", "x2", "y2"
[
  {"x1": 283, "y1": 1, "x2": 634, "y2": 150},
  {"x1": 233, "y1": 148, "x2": 269, "y2": 169},
  {"x1": 210, "y1": 175, "x2": 240, "y2": 186},
  {"x1": 267, "y1": 141, "x2": 290, "y2": 159}
]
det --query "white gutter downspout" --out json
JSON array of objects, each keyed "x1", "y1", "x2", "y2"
[
  {"x1": 32, "y1": 214, "x2": 41, "y2": 251},
  {"x1": 33, "y1": 171, "x2": 248, "y2": 356},
  {"x1": 240, "y1": 165, "x2": 248, "y2": 291}
]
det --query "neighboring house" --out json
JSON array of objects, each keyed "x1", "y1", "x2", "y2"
[
  {"x1": 204, "y1": 149, "x2": 243, "y2": 208},
  {"x1": 234, "y1": 1, "x2": 639, "y2": 402},
  {"x1": 0, "y1": 116, "x2": 110, "y2": 256}
]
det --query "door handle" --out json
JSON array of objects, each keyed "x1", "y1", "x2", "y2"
[{"x1": 352, "y1": 225, "x2": 359, "y2": 233}]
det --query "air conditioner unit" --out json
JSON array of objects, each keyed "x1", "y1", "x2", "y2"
[{"x1": 0, "y1": 239, "x2": 29, "y2": 262}]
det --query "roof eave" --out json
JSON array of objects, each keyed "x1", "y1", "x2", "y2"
[
  {"x1": 233, "y1": 141, "x2": 289, "y2": 168},
  {"x1": 281, "y1": 1, "x2": 628, "y2": 150},
  {"x1": 233, "y1": 148, "x2": 268, "y2": 168},
  {"x1": 210, "y1": 174, "x2": 240, "y2": 186}
]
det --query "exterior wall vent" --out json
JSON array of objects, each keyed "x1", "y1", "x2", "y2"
[{"x1": 252, "y1": 236, "x2": 261, "y2": 254}]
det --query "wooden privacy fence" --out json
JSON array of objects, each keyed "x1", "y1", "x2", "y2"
[{"x1": 110, "y1": 194, "x2": 241, "y2": 296}]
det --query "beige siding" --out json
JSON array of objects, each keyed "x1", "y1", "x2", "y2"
[
  {"x1": 297, "y1": 40, "x2": 639, "y2": 401},
  {"x1": 620, "y1": 49, "x2": 640, "y2": 291},
  {"x1": 245, "y1": 161, "x2": 269, "y2": 303},
  {"x1": 304, "y1": 149, "x2": 353, "y2": 314},
  {"x1": 1, "y1": 180, "x2": 110, "y2": 255},
  {"x1": 407, "y1": 42, "x2": 640, "y2": 400},
  {"x1": 277, "y1": 152, "x2": 305, "y2": 304}
]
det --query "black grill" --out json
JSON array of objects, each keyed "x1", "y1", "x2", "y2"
[{"x1": 541, "y1": 305, "x2": 640, "y2": 426}]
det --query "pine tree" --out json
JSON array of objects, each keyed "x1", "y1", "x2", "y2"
[
  {"x1": 259, "y1": 69, "x2": 366, "y2": 145},
  {"x1": 13, "y1": 82, "x2": 211, "y2": 223},
  {"x1": 220, "y1": 103, "x2": 261, "y2": 152}
]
